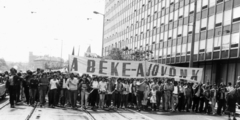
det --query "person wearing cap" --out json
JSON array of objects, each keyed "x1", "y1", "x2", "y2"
[{"x1": 6, "y1": 68, "x2": 19, "y2": 108}]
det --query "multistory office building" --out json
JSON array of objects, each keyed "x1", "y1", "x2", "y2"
[{"x1": 103, "y1": 0, "x2": 240, "y2": 84}]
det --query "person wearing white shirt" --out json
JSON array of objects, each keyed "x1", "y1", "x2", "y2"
[
  {"x1": 66, "y1": 73, "x2": 79, "y2": 109},
  {"x1": 49, "y1": 75, "x2": 59, "y2": 108},
  {"x1": 98, "y1": 78, "x2": 107, "y2": 109},
  {"x1": 122, "y1": 80, "x2": 130, "y2": 109},
  {"x1": 90, "y1": 78, "x2": 99, "y2": 109}
]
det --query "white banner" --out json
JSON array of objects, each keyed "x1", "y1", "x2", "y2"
[{"x1": 69, "y1": 56, "x2": 203, "y2": 83}]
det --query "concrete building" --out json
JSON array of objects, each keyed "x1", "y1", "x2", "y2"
[
  {"x1": 29, "y1": 52, "x2": 63, "y2": 70},
  {"x1": 103, "y1": 0, "x2": 240, "y2": 85}
]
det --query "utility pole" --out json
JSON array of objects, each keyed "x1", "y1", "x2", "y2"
[{"x1": 189, "y1": 0, "x2": 197, "y2": 67}]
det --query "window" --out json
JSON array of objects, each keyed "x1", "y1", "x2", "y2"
[
  {"x1": 182, "y1": 44, "x2": 187, "y2": 55},
  {"x1": 224, "y1": 10, "x2": 232, "y2": 25},
  {"x1": 222, "y1": 35, "x2": 230, "y2": 50},
  {"x1": 178, "y1": 26, "x2": 183, "y2": 35},
  {"x1": 206, "y1": 38, "x2": 213, "y2": 52},
  {"x1": 187, "y1": 43, "x2": 191, "y2": 54},
  {"x1": 208, "y1": 29, "x2": 214, "y2": 39},
  {"x1": 209, "y1": 0, "x2": 216, "y2": 7},
  {"x1": 194, "y1": 41, "x2": 199, "y2": 54},
  {"x1": 177, "y1": 45, "x2": 181, "y2": 55},
  {"x1": 233, "y1": 7, "x2": 240, "y2": 22},
  {"x1": 183, "y1": 25, "x2": 188, "y2": 36},
  {"x1": 172, "y1": 46, "x2": 176, "y2": 56},
  {"x1": 167, "y1": 47, "x2": 172, "y2": 56},
  {"x1": 202, "y1": 10, "x2": 208, "y2": 18},
  {"x1": 201, "y1": 18, "x2": 207, "y2": 28},
  {"x1": 225, "y1": 0, "x2": 232, "y2": 10},
  {"x1": 179, "y1": 7, "x2": 184, "y2": 17},
  {"x1": 231, "y1": 33, "x2": 239, "y2": 48},
  {"x1": 234, "y1": 0, "x2": 240, "y2": 8},
  {"x1": 216, "y1": 13, "x2": 223, "y2": 24},
  {"x1": 197, "y1": 0, "x2": 202, "y2": 12},
  {"x1": 214, "y1": 36, "x2": 221, "y2": 51},
  {"x1": 216, "y1": 3, "x2": 223, "y2": 13},
  {"x1": 199, "y1": 40, "x2": 206, "y2": 52},
  {"x1": 202, "y1": 0, "x2": 208, "y2": 7},
  {"x1": 209, "y1": 6, "x2": 215, "y2": 16},
  {"x1": 184, "y1": 5, "x2": 189, "y2": 17},
  {"x1": 196, "y1": 12, "x2": 201, "y2": 21},
  {"x1": 200, "y1": 31, "x2": 206, "y2": 40},
  {"x1": 232, "y1": 22, "x2": 240, "y2": 33},
  {"x1": 196, "y1": 21, "x2": 200, "y2": 33},
  {"x1": 184, "y1": 17, "x2": 189, "y2": 25},
  {"x1": 163, "y1": 48, "x2": 167, "y2": 57}
]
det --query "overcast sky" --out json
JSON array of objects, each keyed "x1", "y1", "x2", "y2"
[{"x1": 0, "y1": 0, "x2": 105, "y2": 62}]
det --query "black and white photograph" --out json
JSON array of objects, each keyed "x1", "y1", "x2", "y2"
[{"x1": 0, "y1": 0, "x2": 240, "y2": 120}]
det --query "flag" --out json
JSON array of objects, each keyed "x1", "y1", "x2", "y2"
[
  {"x1": 86, "y1": 45, "x2": 91, "y2": 53},
  {"x1": 72, "y1": 47, "x2": 75, "y2": 55},
  {"x1": 78, "y1": 45, "x2": 80, "y2": 56}
]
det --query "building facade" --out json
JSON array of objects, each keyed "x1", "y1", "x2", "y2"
[{"x1": 103, "y1": 0, "x2": 240, "y2": 85}]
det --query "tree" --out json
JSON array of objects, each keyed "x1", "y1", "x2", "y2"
[
  {"x1": 0, "y1": 59, "x2": 9, "y2": 72},
  {"x1": 105, "y1": 48, "x2": 124, "y2": 60}
]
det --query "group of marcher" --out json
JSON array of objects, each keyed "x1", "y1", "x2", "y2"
[{"x1": 1, "y1": 68, "x2": 240, "y2": 120}]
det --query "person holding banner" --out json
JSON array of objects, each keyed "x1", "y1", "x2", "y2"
[
  {"x1": 66, "y1": 73, "x2": 79, "y2": 109},
  {"x1": 98, "y1": 78, "x2": 107, "y2": 109},
  {"x1": 113, "y1": 78, "x2": 123, "y2": 109},
  {"x1": 136, "y1": 79, "x2": 146, "y2": 112},
  {"x1": 90, "y1": 78, "x2": 99, "y2": 109}
]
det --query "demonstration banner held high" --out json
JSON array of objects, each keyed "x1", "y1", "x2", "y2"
[{"x1": 69, "y1": 56, "x2": 203, "y2": 83}]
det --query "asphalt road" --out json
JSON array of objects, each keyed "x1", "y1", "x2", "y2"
[{"x1": 0, "y1": 97, "x2": 237, "y2": 120}]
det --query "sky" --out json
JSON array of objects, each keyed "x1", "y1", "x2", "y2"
[{"x1": 0, "y1": 0, "x2": 105, "y2": 62}]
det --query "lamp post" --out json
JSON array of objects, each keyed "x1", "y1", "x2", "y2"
[
  {"x1": 93, "y1": 11, "x2": 105, "y2": 57},
  {"x1": 189, "y1": 0, "x2": 197, "y2": 67}
]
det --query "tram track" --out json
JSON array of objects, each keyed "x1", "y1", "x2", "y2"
[
  {"x1": 0, "y1": 102, "x2": 10, "y2": 110},
  {"x1": 25, "y1": 102, "x2": 38, "y2": 120}
]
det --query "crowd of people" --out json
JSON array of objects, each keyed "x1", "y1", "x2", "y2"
[{"x1": 1, "y1": 68, "x2": 240, "y2": 120}]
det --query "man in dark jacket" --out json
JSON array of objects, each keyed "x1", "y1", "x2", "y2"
[
  {"x1": 216, "y1": 87, "x2": 226, "y2": 115},
  {"x1": 38, "y1": 73, "x2": 49, "y2": 107},
  {"x1": 6, "y1": 68, "x2": 19, "y2": 108}
]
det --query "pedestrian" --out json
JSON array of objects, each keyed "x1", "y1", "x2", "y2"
[
  {"x1": 171, "y1": 81, "x2": 179, "y2": 112},
  {"x1": 48, "y1": 74, "x2": 59, "y2": 108},
  {"x1": 122, "y1": 79, "x2": 129, "y2": 109},
  {"x1": 150, "y1": 86, "x2": 157, "y2": 111},
  {"x1": 79, "y1": 77, "x2": 90, "y2": 110},
  {"x1": 210, "y1": 84, "x2": 217, "y2": 115},
  {"x1": 192, "y1": 83, "x2": 201, "y2": 113},
  {"x1": 184, "y1": 83, "x2": 192, "y2": 112},
  {"x1": 6, "y1": 68, "x2": 18, "y2": 108},
  {"x1": 136, "y1": 79, "x2": 145, "y2": 112},
  {"x1": 29, "y1": 75, "x2": 39, "y2": 106},
  {"x1": 177, "y1": 82, "x2": 185, "y2": 112},
  {"x1": 66, "y1": 73, "x2": 79, "y2": 109},
  {"x1": 90, "y1": 77, "x2": 99, "y2": 109},
  {"x1": 22, "y1": 70, "x2": 32, "y2": 105},
  {"x1": 113, "y1": 78, "x2": 123, "y2": 109},
  {"x1": 216, "y1": 87, "x2": 226, "y2": 115},
  {"x1": 98, "y1": 78, "x2": 107, "y2": 109},
  {"x1": 204, "y1": 86, "x2": 211, "y2": 114},
  {"x1": 38, "y1": 73, "x2": 49, "y2": 107},
  {"x1": 60, "y1": 74, "x2": 69, "y2": 107},
  {"x1": 105, "y1": 78, "x2": 114, "y2": 108},
  {"x1": 15, "y1": 72, "x2": 22, "y2": 103}
]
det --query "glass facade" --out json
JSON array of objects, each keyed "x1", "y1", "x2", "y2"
[{"x1": 103, "y1": 0, "x2": 240, "y2": 84}]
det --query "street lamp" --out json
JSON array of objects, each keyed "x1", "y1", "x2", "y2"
[{"x1": 93, "y1": 11, "x2": 105, "y2": 57}]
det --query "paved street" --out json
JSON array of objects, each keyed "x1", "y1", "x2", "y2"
[{"x1": 0, "y1": 98, "x2": 237, "y2": 120}]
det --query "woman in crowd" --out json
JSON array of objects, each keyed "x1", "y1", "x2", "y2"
[
  {"x1": 121, "y1": 79, "x2": 129, "y2": 109},
  {"x1": 98, "y1": 78, "x2": 107, "y2": 109},
  {"x1": 29, "y1": 74, "x2": 39, "y2": 106},
  {"x1": 79, "y1": 77, "x2": 90, "y2": 110},
  {"x1": 48, "y1": 74, "x2": 59, "y2": 108},
  {"x1": 90, "y1": 77, "x2": 99, "y2": 109},
  {"x1": 66, "y1": 73, "x2": 79, "y2": 109}
]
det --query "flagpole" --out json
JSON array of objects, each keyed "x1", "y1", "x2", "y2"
[{"x1": 78, "y1": 45, "x2": 80, "y2": 56}]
